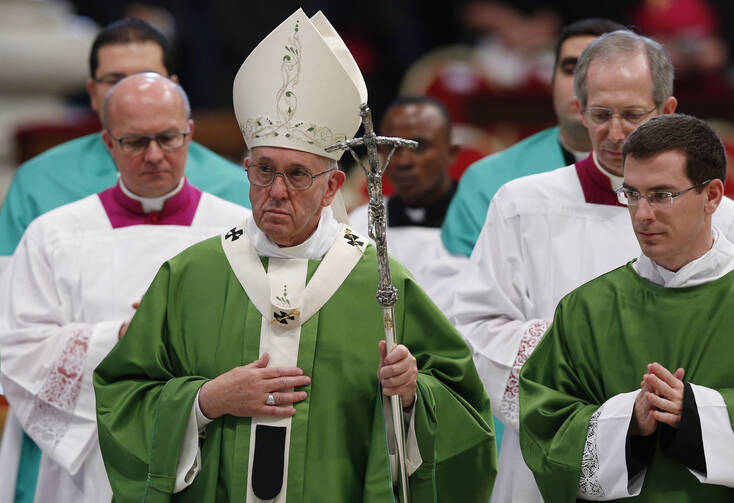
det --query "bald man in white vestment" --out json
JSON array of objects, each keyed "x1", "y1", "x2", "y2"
[{"x1": 0, "y1": 73, "x2": 249, "y2": 503}]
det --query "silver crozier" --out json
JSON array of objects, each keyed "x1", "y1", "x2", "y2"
[{"x1": 326, "y1": 103, "x2": 417, "y2": 503}]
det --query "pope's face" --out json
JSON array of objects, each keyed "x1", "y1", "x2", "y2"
[
  {"x1": 249, "y1": 147, "x2": 345, "y2": 247},
  {"x1": 578, "y1": 52, "x2": 676, "y2": 176},
  {"x1": 623, "y1": 150, "x2": 721, "y2": 271}
]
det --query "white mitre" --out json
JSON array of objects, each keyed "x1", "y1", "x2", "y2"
[{"x1": 233, "y1": 8, "x2": 368, "y2": 161}]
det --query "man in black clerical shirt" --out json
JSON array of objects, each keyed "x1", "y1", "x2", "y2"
[{"x1": 349, "y1": 96, "x2": 458, "y2": 293}]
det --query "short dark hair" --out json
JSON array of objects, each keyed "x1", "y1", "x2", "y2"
[
  {"x1": 553, "y1": 18, "x2": 627, "y2": 70},
  {"x1": 382, "y1": 95, "x2": 452, "y2": 139},
  {"x1": 623, "y1": 114, "x2": 726, "y2": 187},
  {"x1": 89, "y1": 18, "x2": 173, "y2": 78}
]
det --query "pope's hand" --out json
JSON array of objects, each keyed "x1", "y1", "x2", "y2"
[
  {"x1": 378, "y1": 341, "x2": 417, "y2": 407},
  {"x1": 198, "y1": 353, "x2": 310, "y2": 419}
]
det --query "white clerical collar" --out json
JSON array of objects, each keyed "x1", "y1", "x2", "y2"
[
  {"x1": 118, "y1": 176, "x2": 185, "y2": 213},
  {"x1": 592, "y1": 151, "x2": 624, "y2": 191},
  {"x1": 404, "y1": 207, "x2": 426, "y2": 223},
  {"x1": 634, "y1": 227, "x2": 734, "y2": 287},
  {"x1": 247, "y1": 206, "x2": 339, "y2": 260}
]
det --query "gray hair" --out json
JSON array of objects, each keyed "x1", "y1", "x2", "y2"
[
  {"x1": 101, "y1": 76, "x2": 191, "y2": 129},
  {"x1": 573, "y1": 30, "x2": 673, "y2": 109}
]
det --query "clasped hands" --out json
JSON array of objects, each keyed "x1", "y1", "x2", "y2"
[
  {"x1": 630, "y1": 362, "x2": 685, "y2": 436},
  {"x1": 198, "y1": 342, "x2": 417, "y2": 420}
]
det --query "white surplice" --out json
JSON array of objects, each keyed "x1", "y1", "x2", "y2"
[
  {"x1": 578, "y1": 229, "x2": 734, "y2": 500},
  {"x1": 450, "y1": 160, "x2": 734, "y2": 502},
  {"x1": 0, "y1": 191, "x2": 248, "y2": 503}
]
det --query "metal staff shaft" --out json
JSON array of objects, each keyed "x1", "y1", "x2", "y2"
[{"x1": 326, "y1": 103, "x2": 417, "y2": 503}]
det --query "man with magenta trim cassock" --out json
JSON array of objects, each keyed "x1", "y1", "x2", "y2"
[
  {"x1": 0, "y1": 73, "x2": 249, "y2": 503},
  {"x1": 450, "y1": 30, "x2": 734, "y2": 502}
]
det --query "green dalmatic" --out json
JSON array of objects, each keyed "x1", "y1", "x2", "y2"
[{"x1": 520, "y1": 263, "x2": 734, "y2": 502}]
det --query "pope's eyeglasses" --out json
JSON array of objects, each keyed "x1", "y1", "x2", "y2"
[{"x1": 246, "y1": 164, "x2": 335, "y2": 191}]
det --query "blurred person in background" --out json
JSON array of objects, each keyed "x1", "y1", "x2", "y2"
[
  {"x1": 0, "y1": 17, "x2": 251, "y2": 275},
  {"x1": 424, "y1": 18, "x2": 625, "y2": 313},
  {"x1": 0, "y1": 0, "x2": 96, "y2": 201},
  {"x1": 349, "y1": 95, "x2": 458, "y2": 295}
]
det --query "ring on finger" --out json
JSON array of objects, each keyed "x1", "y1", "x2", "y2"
[{"x1": 266, "y1": 393, "x2": 276, "y2": 406}]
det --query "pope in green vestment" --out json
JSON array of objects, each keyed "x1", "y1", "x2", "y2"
[
  {"x1": 93, "y1": 8, "x2": 497, "y2": 501},
  {"x1": 93, "y1": 234, "x2": 496, "y2": 502},
  {"x1": 519, "y1": 262, "x2": 734, "y2": 502}
]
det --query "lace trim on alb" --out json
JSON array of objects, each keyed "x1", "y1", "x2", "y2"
[
  {"x1": 500, "y1": 319, "x2": 549, "y2": 427},
  {"x1": 579, "y1": 408, "x2": 605, "y2": 498},
  {"x1": 26, "y1": 326, "x2": 91, "y2": 447}
]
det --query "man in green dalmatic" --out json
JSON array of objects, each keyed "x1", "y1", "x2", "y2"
[
  {"x1": 519, "y1": 113, "x2": 734, "y2": 501},
  {"x1": 93, "y1": 8, "x2": 496, "y2": 503}
]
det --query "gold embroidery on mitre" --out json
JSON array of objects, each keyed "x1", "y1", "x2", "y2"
[{"x1": 242, "y1": 19, "x2": 347, "y2": 149}]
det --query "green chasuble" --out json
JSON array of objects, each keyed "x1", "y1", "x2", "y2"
[
  {"x1": 519, "y1": 262, "x2": 734, "y2": 502},
  {"x1": 94, "y1": 236, "x2": 496, "y2": 502}
]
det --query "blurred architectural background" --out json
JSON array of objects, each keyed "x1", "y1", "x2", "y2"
[{"x1": 5, "y1": 0, "x2": 734, "y2": 208}]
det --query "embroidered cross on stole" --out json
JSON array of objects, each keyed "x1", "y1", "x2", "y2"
[{"x1": 221, "y1": 222, "x2": 367, "y2": 502}]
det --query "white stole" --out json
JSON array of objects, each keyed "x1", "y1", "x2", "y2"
[{"x1": 220, "y1": 218, "x2": 367, "y2": 502}]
